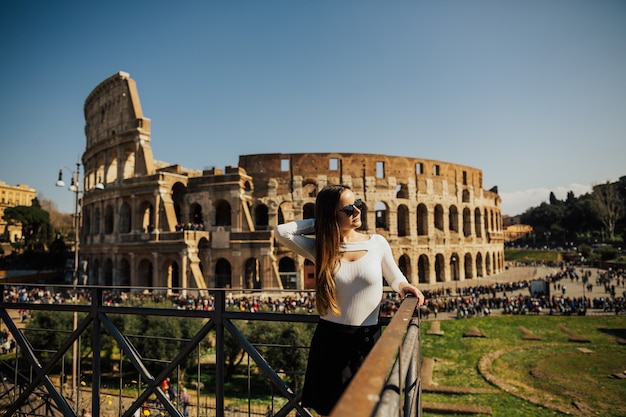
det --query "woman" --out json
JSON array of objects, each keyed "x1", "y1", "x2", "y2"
[{"x1": 275, "y1": 184, "x2": 424, "y2": 416}]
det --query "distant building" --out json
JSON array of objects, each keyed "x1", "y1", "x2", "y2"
[
  {"x1": 78, "y1": 72, "x2": 504, "y2": 292},
  {"x1": 502, "y1": 214, "x2": 522, "y2": 227},
  {"x1": 503, "y1": 224, "x2": 533, "y2": 243},
  {"x1": 0, "y1": 181, "x2": 36, "y2": 243},
  {"x1": 502, "y1": 215, "x2": 533, "y2": 242}
]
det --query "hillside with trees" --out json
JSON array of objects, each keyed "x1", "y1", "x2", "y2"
[{"x1": 510, "y1": 175, "x2": 625, "y2": 266}]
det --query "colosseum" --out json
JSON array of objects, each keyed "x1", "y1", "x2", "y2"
[{"x1": 78, "y1": 71, "x2": 504, "y2": 293}]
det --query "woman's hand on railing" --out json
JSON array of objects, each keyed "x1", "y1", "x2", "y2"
[{"x1": 398, "y1": 282, "x2": 425, "y2": 306}]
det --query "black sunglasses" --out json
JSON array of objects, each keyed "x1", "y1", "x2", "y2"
[{"x1": 337, "y1": 199, "x2": 363, "y2": 216}]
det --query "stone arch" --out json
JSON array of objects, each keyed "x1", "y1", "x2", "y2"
[
  {"x1": 163, "y1": 259, "x2": 181, "y2": 290},
  {"x1": 396, "y1": 183, "x2": 409, "y2": 199},
  {"x1": 375, "y1": 201, "x2": 388, "y2": 230},
  {"x1": 95, "y1": 154, "x2": 105, "y2": 190},
  {"x1": 417, "y1": 204, "x2": 428, "y2": 236},
  {"x1": 462, "y1": 189, "x2": 470, "y2": 203},
  {"x1": 104, "y1": 204, "x2": 114, "y2": 234},
  {"x1": 399, "y1": 254, "x2": 411, "y2": 281},
  {"x1": 278, "y1": 201, "x2": 293, "y2": 225},
  {"x1": 105, "y1": 150, "x2": 118, "y2": 185},
  {"x1": 254, "y1": 204, "x2": 269, "y2": 230},
  {"x1": 138, "y1": 201, "x2": 154, "y2": 232},
  {"x1": 435, "y1": 254, "x2": 445, "y2": 282},
  {"x1": 450, "y1": 253, "x2": 460, "y2": 282},
  {"x1": 215, "y1": 258, "x2": 232, "y2": 288},
  {"x1": 449, "y1": 205, "x2": 459, "y2": 233},
  {"x1": 94, "y1": 207, "x2": 101, "y2": 235},
  {"x1": 474, "y1": 208, "x2": 482, "y2": 238},
  {"x1": 191, "y1": 202, "x2": 204, "y2": 227},
  {"x1": 463, "y1": 207, "x2": 471, "y2": 237},
  {"x1": 137, "y1": 258, "x2": 154, "y2": 288},
  {"x1": 485, "y1": 252, "x2": 492, "y2": 275},
  {"x1": 122, "y1": 148, "x2": 135, "y2": 179},
  {"x1": 119, "y1": 202, "x2": 131, "y2": 233},
  {"x1": 278, "y1": 257, "x2": 297, "y2": 289},
  {"x1": 84, "y1": 207, "x2": 92, "y2": 236},
  {"x1": 464, "y1": 253, "x2": 473, "y2": 279},
  {"x1": 104, "y1": 258, "x2": 114, "y2": 286},
  {"x1": 476, "y1": 252, "x2": 484, "y2": 278},
  {"x1": 215, "y1": 199, "x2": 232, "y2": 227},
  {"x1": 172, "y1": 182, "x2": 187, "y2": 225},
  {"x1": 303, "y1": 202, "x2": 315, "y2": 219},
  {"x1": 418, "y1": 254, "x2": 430, "y2": 284},
  {"x1": 302, "y1": 180, "x2": 318, "y2": 198},
  {"x1": 397, "y1": 204, "x2": 409, "y2": 237},
  {"x1": 119, "y1": 258, "x2": 131, "y2": 287},
  {"x1": 484, "y1": 208, "x2": 489, "y2": 231},
  {"x1": 244, "y1": 258, "x2": 260, "y2": 289},
  {"x1": 434, "y1": 204, "x2": 444, "y2": 231}
]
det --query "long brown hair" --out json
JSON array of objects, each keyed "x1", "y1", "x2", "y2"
[{"x1": 314, "y1": 184, "x2": 349, "y2": 316}]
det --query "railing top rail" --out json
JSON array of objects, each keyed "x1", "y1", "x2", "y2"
[{"x1": 329, "y1": 296, "x2": 419, "y2": 417}]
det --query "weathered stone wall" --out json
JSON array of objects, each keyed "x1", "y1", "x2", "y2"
[
  {"x1": 79, "y1": 72, "x2": 503, "y2": 293},
  {"x1": 240, "y1": 153, "x2": 504, "y2": 286}
]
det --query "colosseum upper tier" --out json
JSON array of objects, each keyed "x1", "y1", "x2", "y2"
[{"x1": 78, "y1": 72, "x2": 504, "y2": 293}]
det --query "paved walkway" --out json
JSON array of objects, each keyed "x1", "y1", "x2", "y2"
[
  {"x1": 420, "y1": 264, "x2": 588, "y2": 298},
  {"x1": 418, "y1": 264, "x2": 618, "y2": 320}
]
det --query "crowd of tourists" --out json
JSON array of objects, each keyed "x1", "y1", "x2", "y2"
[
  {"x1": 2, "y1": 266, "x2": 624, "y2": 320},
  {"x1": 420, "y1": 266, "x2": 625, "y2": 319}
]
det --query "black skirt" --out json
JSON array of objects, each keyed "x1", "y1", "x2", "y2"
[{"x1": 302, "y1": 319, "x2": 381, "y2": 416}]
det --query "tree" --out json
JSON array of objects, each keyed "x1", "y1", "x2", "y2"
[
  {"x1": 224, "y1": 322, "x2": 246, "y2": 382},
  {"x1": 26, "y1": 310, "x2": 75, "y2": 363},
  {"x1": 591, "y1": 181, "x2": 625, "y2": 240},
  {"x1": 128, "y1": 313, "x2": 206, "y2": 383},
  {"x1": 39, "y1": 196, "x2": 73, "y2": 236},
  {"x1": 549, "y1": 191, "x2": 561, "y2": 205},
  {"x1": 561, "y1": 193, "x2": 599, "y2": 241},
  {"x1": 2, "y1": 199, "x2": 54, "y2": 250},
  {"x1": 617, "y1": 176, "x2": 626, "y2": 242},
  {"x1": 243, "y1": 320, "x2": 313, "y2": 390},
  {"x1": 27, "y1": 308, "x2": 206, "y2": 386},
  {"x1": 521, "y1": 202, "x2": 565, "y2": 236}
]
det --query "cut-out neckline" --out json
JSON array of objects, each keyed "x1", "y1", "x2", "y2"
[{"x1": 340, "y1": 250, "x2": 368, "y2": 262}]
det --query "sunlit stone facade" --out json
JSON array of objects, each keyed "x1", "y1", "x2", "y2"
[
  {"x1": 0, "y1": 181, "x2": 36, "y2": 243},
  {"x1": 79, "y1": 72, "x2": 503, "y2": 292}
]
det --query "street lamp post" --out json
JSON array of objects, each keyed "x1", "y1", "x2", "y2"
[
  {"x1": 55, "y1": 162, "x2": 82, "y2": 407},
  {"x1": 56, "y1": 162, "x2": 81, "y2": 285},
  {"x1": 451, "y1": 255, "x2": 458, "y2": 295},
  {"x1": 56, "y1": 163, "x2": 103, "y2": 410}
]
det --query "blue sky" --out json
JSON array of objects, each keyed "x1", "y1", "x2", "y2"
[{"x1": 1, "y1": 0, "x2": 624, "y2": 216}]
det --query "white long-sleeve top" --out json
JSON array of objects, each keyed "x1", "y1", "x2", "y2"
[{"x1": 274, "y1": 219, "x2": 409, "y2": 326}]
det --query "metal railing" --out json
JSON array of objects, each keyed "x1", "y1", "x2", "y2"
[{"x1": 0, "y1": 284, "x2": 421, "y2": 417}]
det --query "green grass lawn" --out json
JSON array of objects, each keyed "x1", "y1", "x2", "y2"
[
  {"x1": 504, "y1": 249, "x2": 562, "y2": 263},
  {"x1": 421, "y1": 315, "x2": 626, "y2": 417}
]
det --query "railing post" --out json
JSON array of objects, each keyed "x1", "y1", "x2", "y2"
[
  {"x1": 405, "y1": 318, "x2": 421, "y2": 417},
  {"x1": 92, "y1": 287, "x2": 103, "y2": 417},
  {"x1": 215, "y1": 289, "x2": 225, "y2": 417}
]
